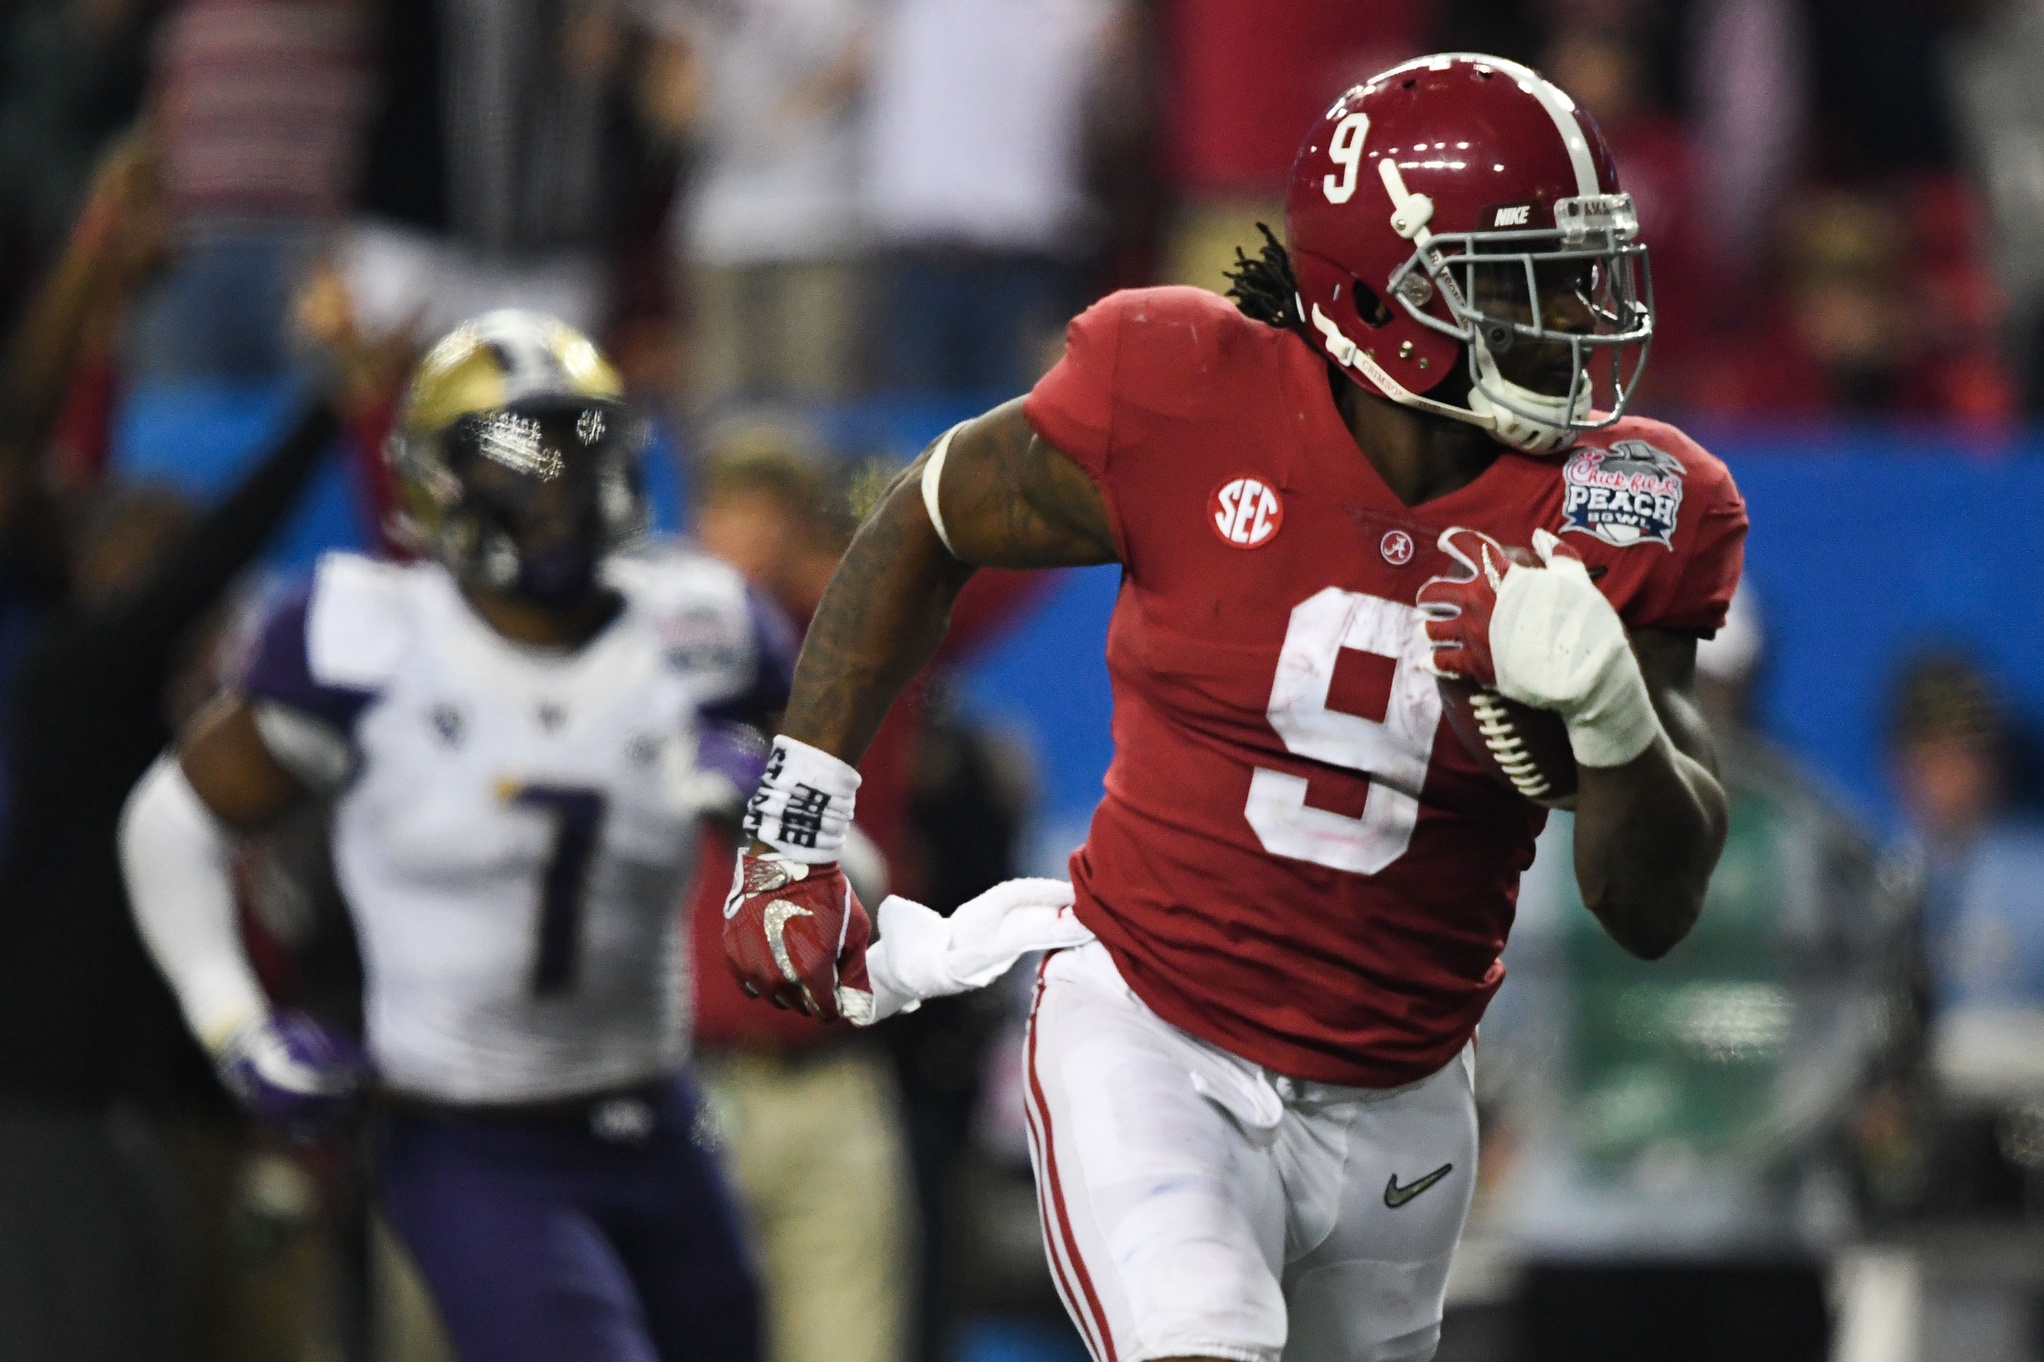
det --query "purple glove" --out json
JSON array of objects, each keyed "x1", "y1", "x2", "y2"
[
  {"x1": 216, "y1": 1010, "x2": 369, "y2": 1141},
  {"x1": 687, "y1": 722, "x2": 771, "y2": 822}
]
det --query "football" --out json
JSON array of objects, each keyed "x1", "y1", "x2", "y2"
[{"x1": 1438, "y1": 678, "x2": 1578, "y2": 809}]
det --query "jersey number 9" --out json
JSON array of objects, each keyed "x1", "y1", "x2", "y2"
[{"x1": 1246, "y1": 589, "x2": 1441, "y2": 874}]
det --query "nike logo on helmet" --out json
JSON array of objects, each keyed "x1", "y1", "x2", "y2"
[{"x1": 1383, "y1": 1163, "x2": 1454, "y2": 1208}]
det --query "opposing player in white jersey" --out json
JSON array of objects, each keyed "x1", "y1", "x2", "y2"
[{"x1": 119, "y1": 312, "x2": 775, "y2": 1362}]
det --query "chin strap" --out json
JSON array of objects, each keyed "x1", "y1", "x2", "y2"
[
  {"x1": 1310, "y1": 303, "x2": 1498, "y2": 431},
  {"x1": 1466, "y1": 343, "x2": 1588, "y2": 456},
  {"x1": 1314, "y1": 299, "x2": 1589, "y2": 456}
]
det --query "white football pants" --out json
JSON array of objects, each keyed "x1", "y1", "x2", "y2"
[{"x1": 1022, "y1": 942, "x2": 1477, "y2": 1362}]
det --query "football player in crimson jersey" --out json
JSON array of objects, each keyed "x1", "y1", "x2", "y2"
[{"x1": 728, "y1": 52, "x2": 1745, "y2": 1362}]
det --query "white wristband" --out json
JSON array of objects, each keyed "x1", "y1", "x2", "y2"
[{"x1": 742, "y1": 735, "x2": 862, "y2": 863}]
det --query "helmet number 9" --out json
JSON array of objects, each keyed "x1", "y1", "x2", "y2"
[{"x1": 1322, "y1": 112, "x2": 1372, "y2": 205}]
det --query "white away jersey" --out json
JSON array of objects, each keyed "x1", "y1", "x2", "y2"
[{"x1": 242, "y1": 548, "x2": 792, "y2": 1103}]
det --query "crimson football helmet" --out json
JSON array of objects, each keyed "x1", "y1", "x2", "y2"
[{"x1": 1286, "y1": 53, "x2": 1652, "y2": 454}]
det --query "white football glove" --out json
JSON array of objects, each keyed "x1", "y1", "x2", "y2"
[
  {"x1": 836, "y1": 877, "x2": 1092, "y2": 1026},
  {"x1": 1490, "y1": 529, "x2": 1663, "y2": 769}
]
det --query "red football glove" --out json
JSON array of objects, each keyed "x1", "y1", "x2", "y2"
[
  {"x1": 722, "y1": 851, "x2": 873, "y2": 1022},
  {"x1": 1415, "y1": 526, "x2": 1549, "y2": 685}
]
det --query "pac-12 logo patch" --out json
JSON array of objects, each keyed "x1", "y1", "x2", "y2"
[
  {"x1": 1210, "y1": 476, "x2": 1283, "y2": 549},
  {"x1": 1560, "y1": 440, "x2": 1686, "y2": 549}
]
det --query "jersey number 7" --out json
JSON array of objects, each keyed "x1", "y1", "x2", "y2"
[
  {"x1": 506, "y1": 784, "x2": 609, "y2": 996},
  {"x1": 1245, "y1": 588, "x2": 1441, "y2": 874}
]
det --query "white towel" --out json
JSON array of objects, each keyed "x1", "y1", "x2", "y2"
[{"x1": 836, "y1": 877, "x2": 1094, "y2": 1025}]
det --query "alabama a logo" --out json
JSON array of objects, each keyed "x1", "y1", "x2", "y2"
[{"x1": 1560, "y1": 440, "x2": 1686, "y2": 549}]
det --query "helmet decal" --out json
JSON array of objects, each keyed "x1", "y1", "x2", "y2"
[
  {"x1": 474, "y1": 412, "x2": 564, "y2": 481},
  {"x1": 1478, "y1": 53, "x2": 1601, "y2": 198},
  {"x1": 1322, "y1": 112, "x2": 1371, "y2": 204}
]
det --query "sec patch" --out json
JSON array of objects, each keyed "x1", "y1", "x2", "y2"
[{"x1": 1211, "y1": 476, "x2": 1283, "y2": 549}]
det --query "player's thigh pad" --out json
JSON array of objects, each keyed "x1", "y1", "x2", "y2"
[
  {"x1": 1277, "y1": 1051, "x2": 1478, "y2": 1362},
  {"x1": 1024, "y1": 943, "x2": 1290, "y2": 1362}
]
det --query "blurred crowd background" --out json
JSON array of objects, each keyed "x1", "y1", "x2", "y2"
[{"x1": 2, "y1": 0, "x2": 2044, "y2": 1361}]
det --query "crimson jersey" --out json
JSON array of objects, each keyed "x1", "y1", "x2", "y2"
[{"x1": 1023, "y1": 286, "x2": 1746, "y2": 1088}]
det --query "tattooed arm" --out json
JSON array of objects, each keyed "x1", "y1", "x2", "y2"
[
  {"x1": 722, "y1": 400, "x2": 1114, "y2": 1018},
  {"x1": 780, "y1": 397, "x2": 1119, "y2": 764}
]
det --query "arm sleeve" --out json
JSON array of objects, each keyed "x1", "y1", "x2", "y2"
[
  {"x1": 102, "y1": 402, "x2": 339, "y2": 666},
  {"x1": 1022, "y1": 294, "x2": 1126, "y2": 552},
  {"x1": 119, "y1": 755, "x2": 266, "y2": 1050}
]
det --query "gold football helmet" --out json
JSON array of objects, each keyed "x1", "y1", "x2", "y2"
[{"x1": 387, "y1": 310, "x2": 649, "y2": 605}]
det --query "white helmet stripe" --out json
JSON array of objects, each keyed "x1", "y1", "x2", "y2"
[{"x1": 1431, "y1": 52, "x2": 1600, "y2": 199}]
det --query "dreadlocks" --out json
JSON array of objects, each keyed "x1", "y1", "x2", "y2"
[{"x1": 1224, "y1": 223, "x2": 1311, "y2": 340}]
